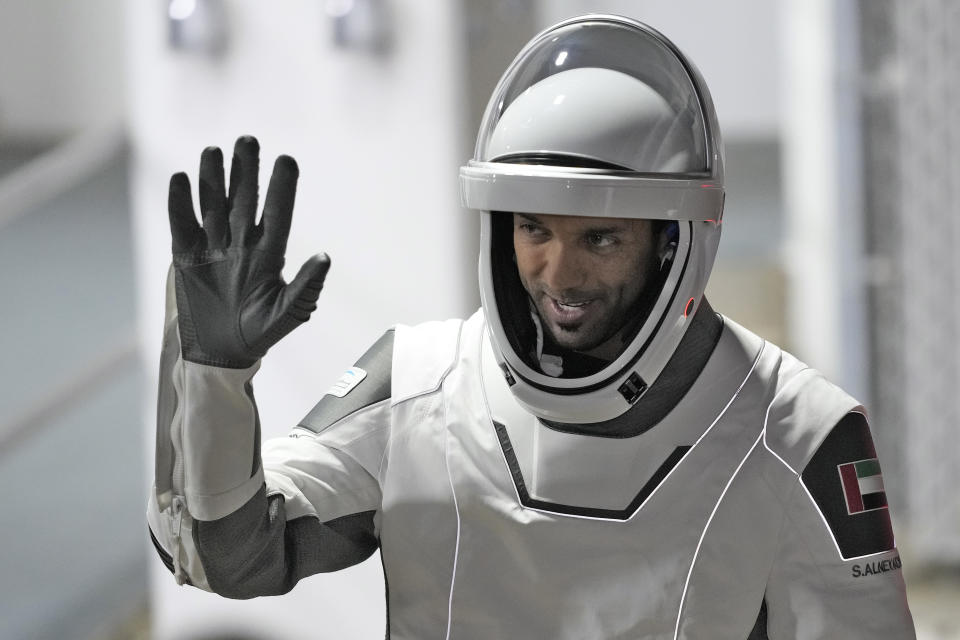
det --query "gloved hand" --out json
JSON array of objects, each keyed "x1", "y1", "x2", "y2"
[{"x1": 167, "y1": 135, "x2": 330, "y2": 368}]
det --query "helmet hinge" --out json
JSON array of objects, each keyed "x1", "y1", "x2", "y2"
[{"x1": 618, "y1": 372, "x2": 648, "y2": 404}]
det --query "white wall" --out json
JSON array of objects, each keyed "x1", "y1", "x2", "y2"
[
  {"x1": 780, "y1": 0, "x2": 868, "y2": 397},
  {"x1": 536, "y1": 0, "x2": 783, "y2": 138},
  {"x1": 0, "y1": 0, "x2": 126, "y2": 135},
  {"x1": 128, "y1": 2, "x2": 470, "y2": 638}
]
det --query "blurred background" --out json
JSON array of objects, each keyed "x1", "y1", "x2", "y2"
[{"x1": 0, "y1": 0, "x2": 957, "y2": 638}]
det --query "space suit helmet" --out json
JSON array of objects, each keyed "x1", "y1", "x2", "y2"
[{"x1": 460, "y1": 15, "x2": 724, "y2": 424}]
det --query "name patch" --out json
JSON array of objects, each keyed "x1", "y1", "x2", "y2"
[
  {"x1": 851, "y1": 554, "x2": 901, "y2": 578},
  {"x1": 326, "y1": 367, "x2": 368, "y2": 398}
]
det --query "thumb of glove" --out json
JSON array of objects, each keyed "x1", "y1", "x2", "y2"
[
  {"x1": 282, "y1": 253, "x2": 331, "y2": 323},
  {"x1": 241, "y1": 252, "x2": 331, "y2": 356}
]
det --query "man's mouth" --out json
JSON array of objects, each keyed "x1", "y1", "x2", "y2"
[{"x1": 546, "y1": 296, "x2": 595, "y2": 324}]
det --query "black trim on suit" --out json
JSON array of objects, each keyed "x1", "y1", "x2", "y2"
[
  {"x1": 299, "y1": 329, "x2": 394, "y2": 434},
  {"x1": 494, "y1": 420, "x2": 689, "y2": 520}
]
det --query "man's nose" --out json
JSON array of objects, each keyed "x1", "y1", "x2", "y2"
[{"x1": 541, "y1": 242, "x2": 586, "y2": 293}]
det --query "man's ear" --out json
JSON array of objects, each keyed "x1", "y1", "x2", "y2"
[
  {"x1": 657, "y1": 221, "x2": 678, "y2": 268},
  {"x1": 657, "y1": 229, "x2": 671, "y2": 254}
]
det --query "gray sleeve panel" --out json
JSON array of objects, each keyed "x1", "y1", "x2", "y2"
[
  {"x1": 194, "y1": 485, "x2": 378, "y2": 599},
  {"x1": 801, "y1": 412, "x2": 894, "y2": 559},
  {"x1": 298, "y1": 329, "x2": 394, "y2": 434}
]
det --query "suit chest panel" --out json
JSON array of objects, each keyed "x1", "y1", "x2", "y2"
[
  {"x1": 378, "y1": 317, "x2": 788, "y2": 639},
  {"x1": 420, "y1": 330, "x2": 781, "y2": 637}
]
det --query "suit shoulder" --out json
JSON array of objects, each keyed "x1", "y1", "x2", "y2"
[
  {"x1": 763, "y1": 355, "x2": 862, "y2": 475},
  {"x1": 391, "y1": 314, "x2": 474, "y2": 403}
]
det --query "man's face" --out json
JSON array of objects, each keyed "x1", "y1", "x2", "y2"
[{"x1": 513, "y1": 213, "x2": 661, "y2": 357}]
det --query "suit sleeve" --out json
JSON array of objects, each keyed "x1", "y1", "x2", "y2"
[
  {"x1": 763, "y1": 412, "x2": 916, "y2": 639},
  {"x1": 147, "y1": 267, "x2": 392, "y2": 596}
]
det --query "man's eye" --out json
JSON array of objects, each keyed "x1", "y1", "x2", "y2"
[
  {"x1": 587, "y1": 233, "x2": 616, "y2": 248},
  {"x1": 519, "y1": 223, "x2": 546, "y2": 236}
]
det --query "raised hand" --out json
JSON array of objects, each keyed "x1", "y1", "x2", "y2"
[{"x1": 167, "y1": 136, "x2": 330, "y2": 368}]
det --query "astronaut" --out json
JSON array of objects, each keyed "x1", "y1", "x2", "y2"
[{"x1": 148, "y1": 15, "x2": 916, "y2": 639}]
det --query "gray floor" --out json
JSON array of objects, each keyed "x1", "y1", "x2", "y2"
[{"x1": 0, "y1": 143, "x2": 147, "y2": 640}]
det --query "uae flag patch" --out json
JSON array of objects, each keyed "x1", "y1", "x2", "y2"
[{"x1": 838, "y1": 458, "x2": 888, "y2": 515}]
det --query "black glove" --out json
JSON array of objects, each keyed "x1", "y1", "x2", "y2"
[{"x1": 167, "y1": 136, "x2": 330, "y2": 368}]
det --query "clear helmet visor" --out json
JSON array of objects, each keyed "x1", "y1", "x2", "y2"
[{"x1": 474, "y1": 17, "x2": 711, "y2": 174}]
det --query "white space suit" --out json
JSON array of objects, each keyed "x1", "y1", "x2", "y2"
[
  {"x1": 149, "y1": 14, "x2": 915, "y2": 639},
  {"x1": 148, "y1": 304, "x2": 914, "y2": 638}
]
